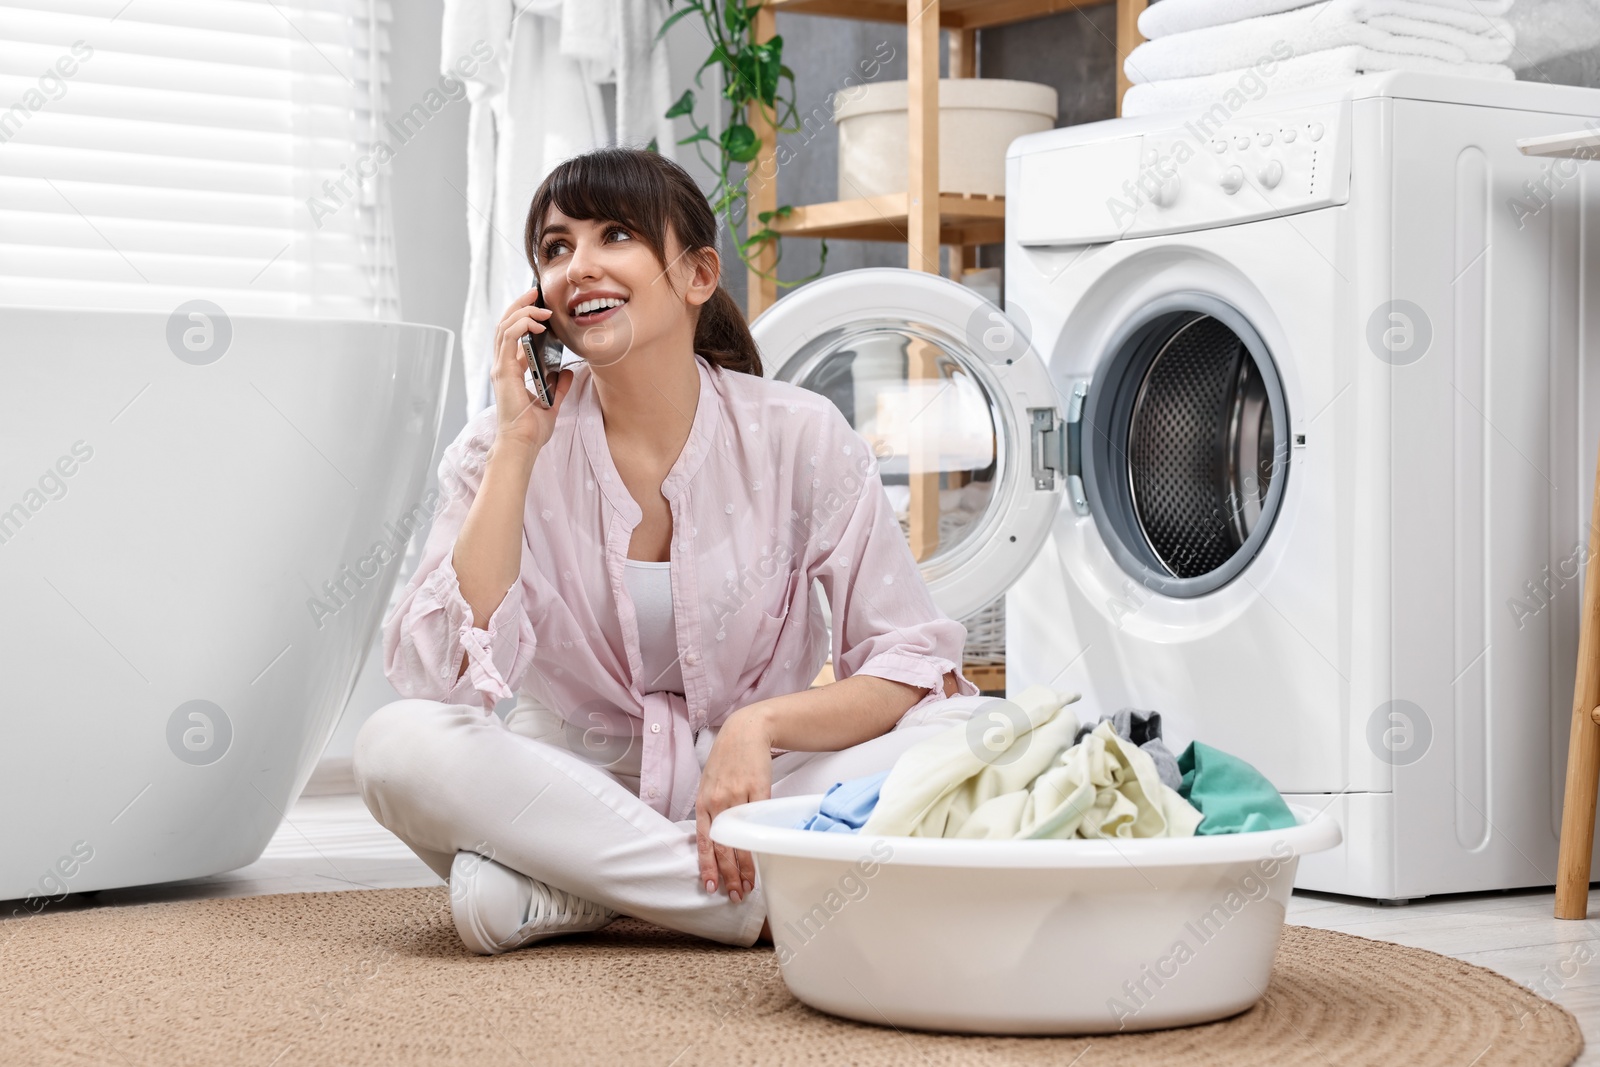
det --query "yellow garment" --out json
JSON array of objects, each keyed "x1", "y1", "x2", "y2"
[
  {"x1": 859, "y1": 685, "x2": 1082, "y2": 838},
  {"x1": 959, "y1": 720, "x2": 1203, "y2": 839},
  {"x1": 859, "y1": 684, "x2": 1203, "y2": 840}
]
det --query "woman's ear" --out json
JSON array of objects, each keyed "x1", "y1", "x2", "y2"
[{"x1": 685, "y1": 246, "x2": 720, "y2": 308}]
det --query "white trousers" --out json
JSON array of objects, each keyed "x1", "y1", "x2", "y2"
[{"x1": 351, "y1": 694, "x2": 988, "y2": 948}]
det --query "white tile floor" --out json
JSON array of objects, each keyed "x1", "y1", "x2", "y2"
[{"x1": 57, "y1": 794, "x2": 1600, "y2": 1063}]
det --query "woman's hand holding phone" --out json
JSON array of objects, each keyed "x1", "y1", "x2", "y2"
[{"x1": 492, "y1": 286, "x2": 572, "y2": 454}]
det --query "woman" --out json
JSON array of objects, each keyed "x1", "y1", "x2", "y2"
[{"x1": 353, "y1": 146, "x2": 984, "y2": 956}]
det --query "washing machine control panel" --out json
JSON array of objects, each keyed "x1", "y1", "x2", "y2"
[{"x1": 1013, "y1": 101, "x2": 1350, "y2": 245}]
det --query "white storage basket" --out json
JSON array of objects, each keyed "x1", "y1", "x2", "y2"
[{"x1": 833, "y1": 78, "x2": 1058, "y2": 199}]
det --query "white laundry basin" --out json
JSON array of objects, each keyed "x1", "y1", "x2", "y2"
[
  {"x1": 711, "y1": 796, "x2": 1341, "y2": 1035},
  {"x1": 0, "y1": 306, "x2": 451, "y2": 902}
]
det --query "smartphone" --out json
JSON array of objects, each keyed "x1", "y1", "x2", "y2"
[{"x1": 520, "y1": 279, "x2": 564, "y2": 408}]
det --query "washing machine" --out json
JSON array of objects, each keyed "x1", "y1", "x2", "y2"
[{"x1": 749, "y1": 73, "x2": 1600, "y2": 902}]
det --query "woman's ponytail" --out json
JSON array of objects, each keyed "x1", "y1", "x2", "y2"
[{"x1": 694, "y1": 284, "x2": 763, "y2": 378}]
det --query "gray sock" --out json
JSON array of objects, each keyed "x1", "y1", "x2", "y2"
[{"x1": 1073, "y1": 708, "x2": 1182, "y2": 791}]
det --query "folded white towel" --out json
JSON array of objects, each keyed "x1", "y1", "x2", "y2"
[
  {"x1": 1365, "y1": 13, "x2": 1515, "y2": 61},
  {"x1": 1127, "y1": 0, "x2": 1516, "y2": 85},
  {"x1": 1140, "y1": 0, "x2": 1517, "y2": 39},
  {"x1": 1122, "y1": 47, "x2": 1514, "y2": 118}
]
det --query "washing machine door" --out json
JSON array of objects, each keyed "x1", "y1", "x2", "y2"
[{"x1": 749, "y1": 267, "x2": 1062, "y2": 622}]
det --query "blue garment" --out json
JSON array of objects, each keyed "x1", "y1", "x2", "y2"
[{"x1": 795, "y1": 770, "x2": 890, "y2": 833}]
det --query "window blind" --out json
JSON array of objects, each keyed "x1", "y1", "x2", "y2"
[{"x1": 0, "y1": 0, "x2": 399, "y2": 319}]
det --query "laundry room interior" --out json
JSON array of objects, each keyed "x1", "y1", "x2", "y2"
[{"x1": 7, "y1": 0, "x2": 1600, "y2": 1063}]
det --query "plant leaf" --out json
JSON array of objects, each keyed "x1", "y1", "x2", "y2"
[
  {"x1": 766, "y1": 38, "x2": 785, "y2": 101},
  {"x1": 740, "y1": 228, "x2": 779, "y2": 251},
  {"x1": 669, "y1": 1, "x2": 812, "y2": 296},
  {"x1": 664, "y1": 89, "x2": 696, "y2": 118},
  {"x1": 720, "y1": 122, "x2": 760, "y2": 163},
  {"x1": 697, "y1": 43, "x2": 730, "y2": 79},
  {"x1": 655, "y1": 4, "x2": 698, "y2": 42}
]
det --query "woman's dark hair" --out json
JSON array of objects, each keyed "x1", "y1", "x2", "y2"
[{"x1": 524, "y1": 146, "x2": 763, "y2": 378}]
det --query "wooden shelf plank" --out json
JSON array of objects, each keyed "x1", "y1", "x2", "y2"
[
  {"x1": 1117, "y1": 0, "x2": 1147, "y2": 115},
  {"x1": 1518, "y1": 130, "x2": 1600, "y2": 160},
  {"x1": 908, "y1": 0, "x2": 940, "y2": 272},
  {"x1": 963, "y1": 664, "x2": 1006, "y2": 691},
  {"x1": 947, "y1": 25, "x2": 980, "y2": 279},
  {"x1": 771, "y1": 192, "x2": 1005, "y2": 244},
  {"x1": 766, "y1": 0, "x2": 1113, "y2": 30},
  {"x1": 962, "y1": 0, "x2": 1114, "y2": 29},
  {"x1": 746, "y1": 5, "x2": 780, "y2": 318}
]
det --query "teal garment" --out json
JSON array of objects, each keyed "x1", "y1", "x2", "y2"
[{"x1": 1176, "y1": 741, "x2": 1298, "y2": 835}]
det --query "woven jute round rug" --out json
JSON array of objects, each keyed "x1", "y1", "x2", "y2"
[{"x1": 0, "y1": 886, "x2": 1582, "y2": 1066}]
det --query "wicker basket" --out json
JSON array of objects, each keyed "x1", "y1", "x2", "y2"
[
  {"x1": 890, "y1": 493, "x2": 1005, "y2": 666},
  {"x1": 956, "y1": 595, "x2": 1006, "y2": 666},
  {"x1": 812, "y1": 591, "x2": 1005, "y2": 689}
]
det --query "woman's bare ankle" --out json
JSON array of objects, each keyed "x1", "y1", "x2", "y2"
[{"x1": 758, "y1": 917, "x2": 771, "y2": 944}]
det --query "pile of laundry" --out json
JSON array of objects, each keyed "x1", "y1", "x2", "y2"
[
  {"x1": 1122, "y1": 0, "x2": 1519, "y2": 118},
  {"x1": 795, "y1": 684, "x2": 1296, "y2": 839}
]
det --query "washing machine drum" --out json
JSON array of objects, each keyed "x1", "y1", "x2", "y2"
[{"x1": 1083, "y1": 305, "x2": 1289, "y2": 598}]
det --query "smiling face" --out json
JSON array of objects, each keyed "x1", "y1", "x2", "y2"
[{"x1": 534, "y1": 206, "x2": 717, "y2": 368}]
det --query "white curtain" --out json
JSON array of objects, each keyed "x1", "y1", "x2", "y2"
[
  {"x1": 445, "y1": 0, "x2": 677, "y2": 418},
  {"x1": 0, "y1": 0, "x2": 399, "y2": 320}
]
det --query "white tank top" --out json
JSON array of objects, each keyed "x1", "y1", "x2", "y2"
[
  {"x1": 499, "y1": 559, "x2": 690, "y2": 791},
  {"x1": 622, "y1": 558, "x2": 684, "y2": 694}
]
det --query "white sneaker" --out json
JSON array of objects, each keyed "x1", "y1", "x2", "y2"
[{"x1": 449, "y1": 850, "x2": 619, "y2": 956}]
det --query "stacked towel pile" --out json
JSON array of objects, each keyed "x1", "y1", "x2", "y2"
[{"x1": 1123, "y1": 0, "x2": 1520, "y2": 118}]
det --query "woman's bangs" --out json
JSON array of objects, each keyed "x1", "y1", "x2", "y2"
[{"x1": 539, "y1": 152, "x2": 665, "y2": 252}]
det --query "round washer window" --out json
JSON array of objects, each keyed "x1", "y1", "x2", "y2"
[
  {"x1": 779, "y1": 321, "x2": 1004, "y2": 570},
  {"x1": 1081, "y1": 294, "x2": 1289, "y2": 598}
]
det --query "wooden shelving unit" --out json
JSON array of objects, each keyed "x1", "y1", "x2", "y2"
[
  {"x1": 745, "y1": 0, "x2": 1149, "y2": 317},
  {"x1": 762, "y1": 0, "x2": 1150, "y2": 694}
]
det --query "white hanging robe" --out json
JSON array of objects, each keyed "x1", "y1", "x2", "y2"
[{"x1": 442, "y1": 0, "x2": 679, "y2": 419}]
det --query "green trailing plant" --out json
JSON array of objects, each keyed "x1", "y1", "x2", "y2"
[{"x1": 653, "y1": 0, "x2": 828, "y2": 289}]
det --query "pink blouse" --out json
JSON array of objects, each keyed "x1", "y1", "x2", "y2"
[{"x1": 381, "y1": 352, "x2": 980, "y2": 822}]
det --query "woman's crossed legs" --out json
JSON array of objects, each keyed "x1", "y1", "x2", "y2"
[{"x1": 351, "y1": 697, "x2": 985, "y2": 948}]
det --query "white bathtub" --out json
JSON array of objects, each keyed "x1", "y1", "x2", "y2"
[
  {"x1": 712, "y1": 795, "x2": 1342, "y2": 1035},
  {"x1": 0, "y1": 306, "x2": 451, "y2": 902}
]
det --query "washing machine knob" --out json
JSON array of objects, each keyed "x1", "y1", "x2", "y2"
[
  {"x1": 1258, "y1": 160, "x2": 1284, "y2": 189},
  {"x1": 1220, "y1": 165, "x2": 1245, "y2": 195},
  {"x1": 1308, "y1": 121, "x2": 1325, "y2": 142},
  {"x1": 1281, "y1": 127, "x2": 1298, "y2": 144},
  {"x1": 1154, "y1": 173, "x2": 1182, "y2": 207}
]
